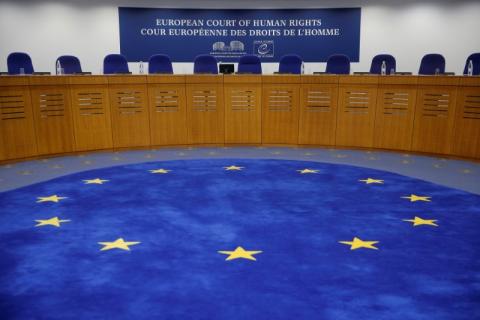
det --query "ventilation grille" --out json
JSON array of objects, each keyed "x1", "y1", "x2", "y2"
[
  {"x1": 268, "y1": 90, "x2": 293, "y2": 112},
  {"x1": 115, "y1": 91, "x2": 143, "y2": 115},
  {"x1": 306, "y1": 90, "x2": 331, "y2": 112},
  {"x1": 0, "y1": 94, "x2": 26, "y2": 120},
  {"x1": 192, "y1": 90, "x2": 217, "y2": 112},
  {"x1": 39, "y1": 93, "x2": 65, "y2": 118},
  {"x1": 76, "y1": 92, "x2": 105, "y2": 116},
  {"x1": 383, "y1": 92, "x2": 409, "y2": 116},
  {"x1": 230, "y1": 90, "x2": 255, "y2": 111},
  {"x1": 344, "y1": 91, "x2": 369, "y2": 114},
  {"x1": 422, "y1": 93, "x2": 450, "y2": 117},
  {"x1": 462, "y1": 94, "x2": 480, "y2": 120},
  {"x1": 154, "y1": 90, "x2": 179, "y2": 112}
]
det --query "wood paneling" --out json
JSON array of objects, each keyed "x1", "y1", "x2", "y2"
[
  {"x1": 336, "y1": 76, "x2": 378, "y2": 148},
  {"x1": 109, "y1": 84, "x2": 150, "y2": 148},
  {"x1": 69, "y1": 76, "x2": 112, "y2": 151},
  {"x1": 224, "y1": 75, "x2": 262, "y2": 144},
  {"x1": 29, "y1": 77, "x2": 74, "y2": 155},
  {"x1": 374, "y1": 76, "x2": 418, "y2": 151},
  {"x1": 0, "y1": 77, "x2": 37, "y2": 160},
  {"x1": 262, "y1": 75, "x2": 300, "y2": 144},
  {"x1": 452, "y1": 78, "x2": 480, "y2": 158},
  {"x1": 148, "y1": 82, "x2": 187, "y2": 146},
  {"x1": 186, "y1": 75, "x2": 224, "y2": 144},
  {"x1": 299, "y1": 75, "x2": 338, "y2": 145},
  {"x1": 412, "y1": 77, "x2": 459, "y2": 154}
]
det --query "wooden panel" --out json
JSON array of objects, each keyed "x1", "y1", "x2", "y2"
[
  {"x1": 224, "y1": 82, "x2": 262, "y2": 144},
  {"x1": 374, "y1": 85, "x2": 417, "y2": 150},
  {"x1": 30, "y1": 85, "x2": 74, "y2": 155},
  {"x1": 70, "y1": 84, "x2": 113, "y2": 151},
  {"x1": 0, "y1": 85, "x2": 37, "y2": 160},
  {"x1": 148, "y1": 84, "x2": 187, "y2": 145},
  {"x1": 186, "y1": 83, "x2": 224, "y2": 144},
  {"x1": 109, "y1": 84, "x2": 150, "y2": 148},
  {"x1": 299, "y1": 84, "x2": 338, "y2": 145},
  {"x1": 336, "y1": 85, "x2": 378, "y2": 147},
  {"x1": 262, "y1": 84, "x2": 300, "y2": 144},
  {"x1": 452, "y1": 86, "x2": 480, "y2": 158},
  {"x1": 147, "y1": 75, "x2": 186, "y2": 84},
  {"x1": 412, "y1": 86, "x2": 457, "y2": 154}
]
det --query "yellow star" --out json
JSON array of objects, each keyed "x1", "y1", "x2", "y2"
[
  {"x1": 35, "y1": 217, "x2": 70, "y2": 227},
  {"x1": 36, "y1": 195, "x2": 67, "y2": 203},
  {"x1": 297, "y1": 169, "x2": 319, "y2": 174},
  {"x1": 339, "y1": 237, "x2": 379, "y2": 250},
  {"x1": 359, "y1": 178, "x2": 384, "y2": 184},
  {"x1": 150, "y1": 169, "x2": 171, "y2": 174},
  {"x1": 224, "y1": 165, "x2": 243, "y2": 171},
  {"x1": 98, "y1": 238, "x2": 141, "y2": 251},
  {"x1": 401, "y1": 194, "x2": 431, "y2": 202},
  {"x1": 218, "y1": 246, "x2": 263, "y2": 261},
  {"x1": 83, "y1": 178, "x2": 109, "y2": 184},
  {"x1": 403, "y1": 216, "x2": 438, "y2": 227}
]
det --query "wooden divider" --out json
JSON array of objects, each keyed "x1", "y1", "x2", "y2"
[
  {"x1": 374, "y1": 76, "x2": 418, "y2": 151},
  {"x1": 262, "y1": 75, "x2": 300, "y2": 144},
  {"x1": 186, "y1": 75, "x2": 224, "y2": 144},
  {"x1": 299, "y1": 75, "x2": 338, "y2": 145},
  {"x1": 108, "y1": 76, "x2": 150, "y2": 148},
  {"x1": 0, "y1": 77, "x2": 36, "y2": 160},
  {"x1": 147, "y1": 75, "x2": 187, "y2": 146},
  {"x1": 336, "y1": 76, "x2": 378, "y2": 148},
  {"x1": 224, "y1": 75, "x2": 262, "y2": 144},
  {"x1": 452, "y1": 77, "x2": 480, "y2": 158},
  {"x1": 1, "y1": 75, "x2": 479, "y2": 161},
  {"x1": 412, "y1": 77, "x2": 459, "y2": 154},
  {"x1": 69, "y1": 76, "x2": 113, "y2": 151}
]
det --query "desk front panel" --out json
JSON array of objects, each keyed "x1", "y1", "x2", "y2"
[
  {"x1": 186, "y1": 83, "x2": 225, "y2": 144},
  {"x1": 109, "y1": 83, "x2": 151, "y2": 148},
  {"x1": 30, "y1": 84, "x2": 74, "y2": 155},
  {"x1": 452, "y1": 85, "x2": 480, "y2": 158},
  {"x1": 0, "y1": 82, "x2": 37, "y2": 160},
  {"x1": 412, "y1": 85, "x2": 457, "y2": 154}
]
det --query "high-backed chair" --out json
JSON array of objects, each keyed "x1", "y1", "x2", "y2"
[
  {"x1": 463, "y1": 53, "x2": 480, "y2": 75},
  {"x1": 237, "y1": 54, "x2": 262, "y2": 74},
  {"x1": 193, "y1": 54, "x2": 218, "y2": 74},
  {"x1": 419, "y1": 54, "x2": 445, "y2": 75},
  {"x1": 326, "y1": 54, "x2": 351, "y2": 74},
  {"x1": 148, "y1": 54, "x2": 173, "y2": 74},
  {"x1": 56, "y1": 55, "x2": 82, "y2": 74},
  {"x1": 278, "y1": 54, "x2": 303, "y2": 74},
  {"x1": 7, "y1": 52, "x2": 34, "y2": 74},
  {"x1": 103, "y1": 54, "x2": 129, "y2": 74},
  {"x1": 370, "y1": 54, "x2": 396, "y2": 75}
]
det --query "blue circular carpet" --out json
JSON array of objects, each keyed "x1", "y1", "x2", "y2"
[{"x1": 0, "y1": 159, "x2": 479, "y2": 319}]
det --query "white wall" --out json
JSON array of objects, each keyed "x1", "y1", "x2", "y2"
[{"x1": 0, "y1": 0, "x2": 479, "y2": 74}]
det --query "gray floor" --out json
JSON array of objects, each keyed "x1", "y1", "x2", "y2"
[{"x1": 1, "y1": 146, "x2": 479, "y2": 194}]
